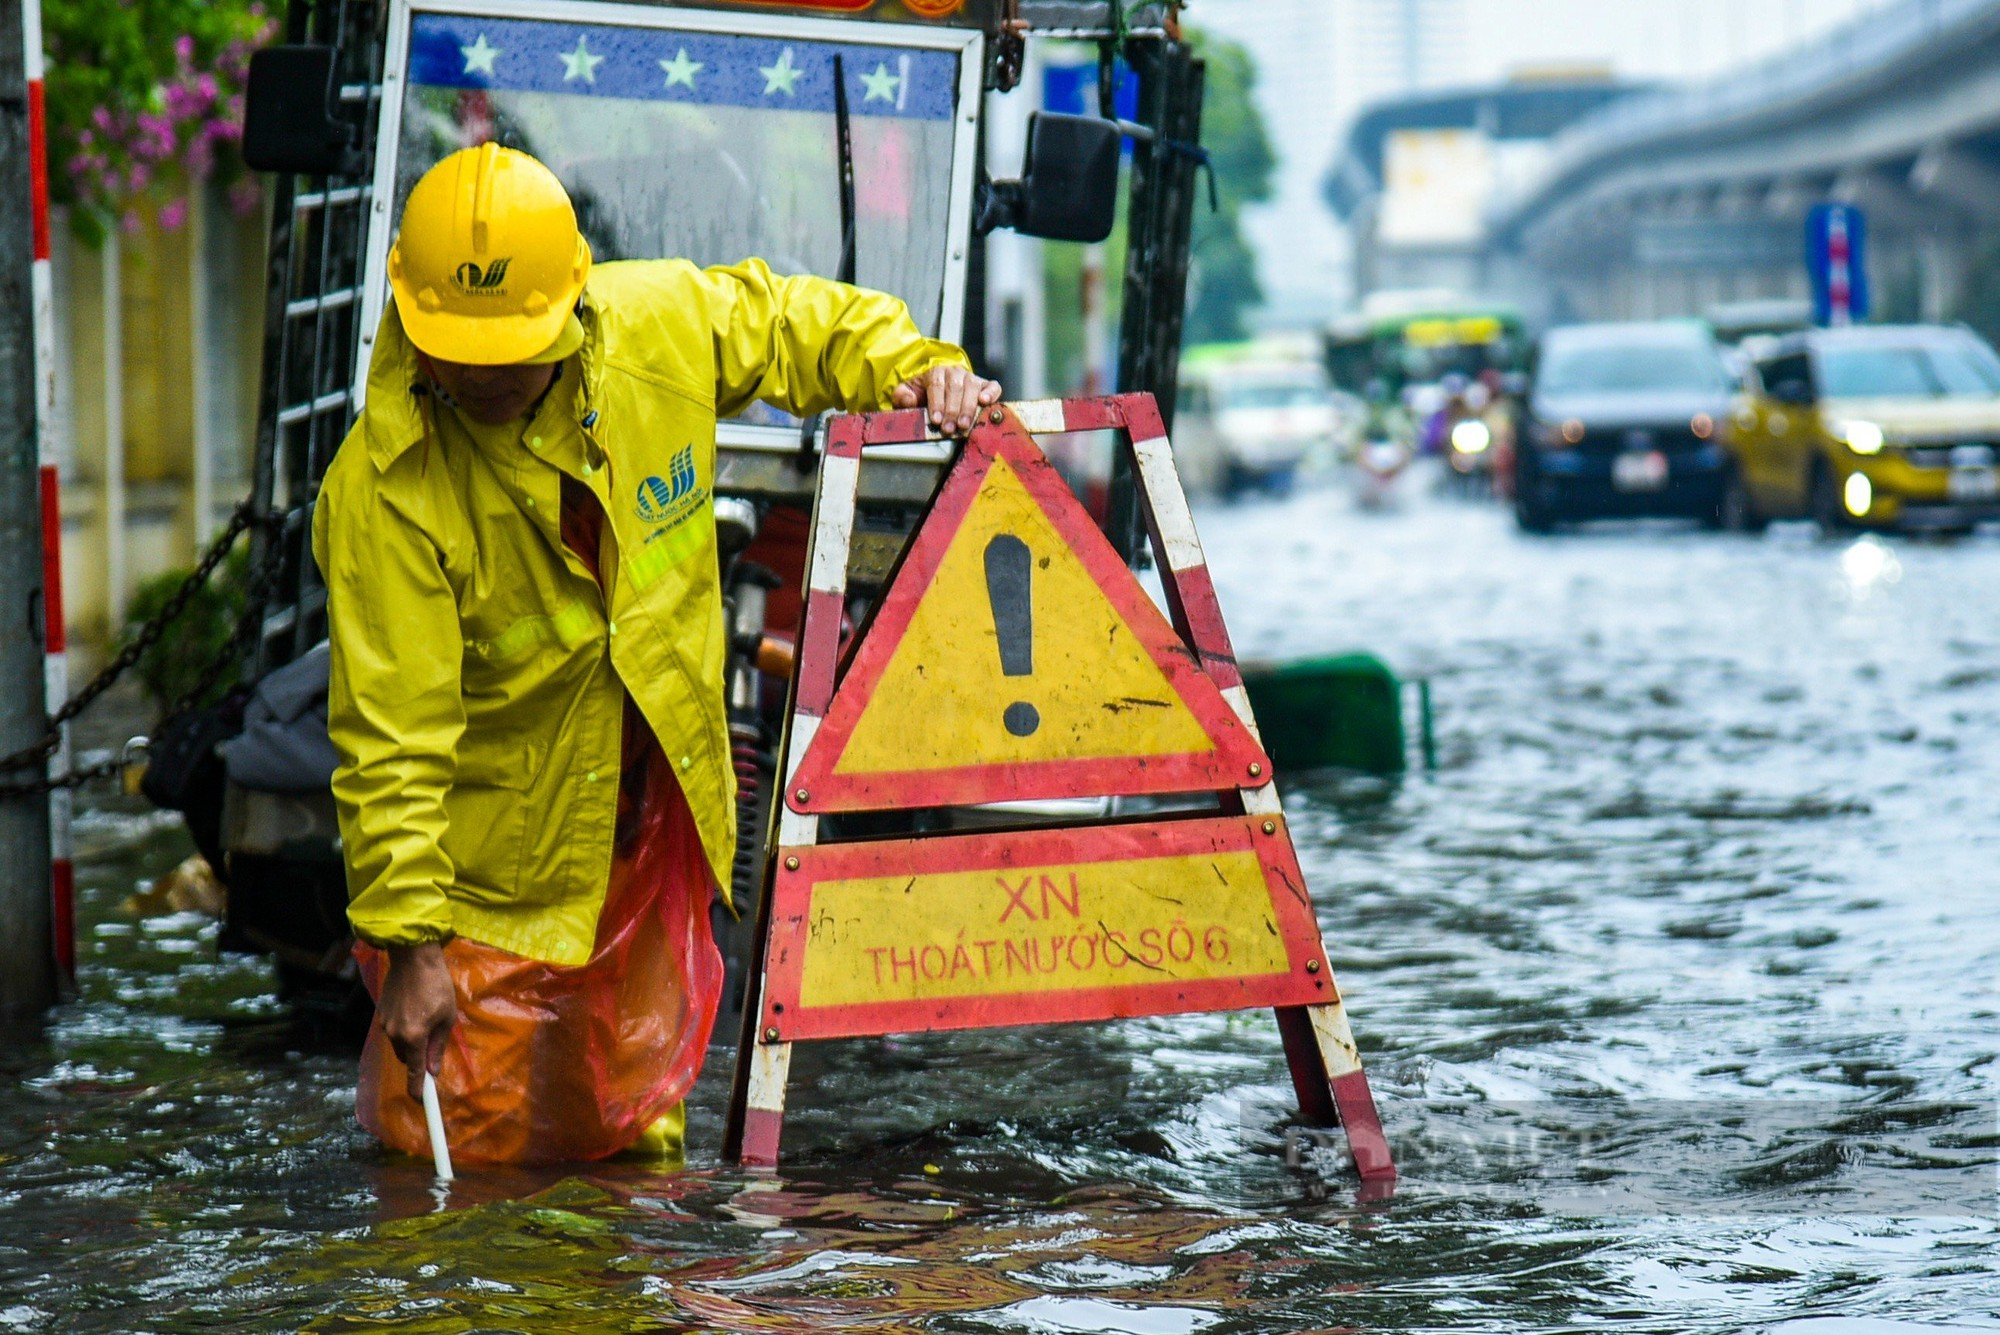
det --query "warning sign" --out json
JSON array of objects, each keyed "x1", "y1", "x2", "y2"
[
  {"x1": 787, "y1": 418, "x2": 1269, "y2": 812},
  {"x1": 761, "y1": 815, "x2": 1333, "y2": 1041},
  {"x1": 726, "y1": 396, "x2": 1392, "y2": 1187}
]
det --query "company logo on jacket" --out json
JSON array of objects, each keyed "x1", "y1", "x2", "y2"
[{"x1": 635, "y1": 446, "x2": 708, "y2": 534}]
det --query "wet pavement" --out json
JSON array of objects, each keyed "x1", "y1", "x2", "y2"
[{"x1": 3, "y1": 473, "x2": 1998, "y2": 1332}]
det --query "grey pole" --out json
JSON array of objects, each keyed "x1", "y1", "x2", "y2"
[{"x1": 0, "y1": 0, "x2": 57, "y2": 1023}]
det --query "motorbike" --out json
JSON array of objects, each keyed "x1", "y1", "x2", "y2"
[{"x1": 1351, "y1": 436, "x2": 1416, "y2": 510}]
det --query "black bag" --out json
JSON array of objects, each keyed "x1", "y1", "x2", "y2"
[
  {"x1": 141, "y1": 689, "x2": 247, "y2": 878},
  {"x1": 141, "y1": 691, "x2": 246, "y2": 814},
  {"x1": 215, "y1": 642, "x2": 337, "y2": 794}
]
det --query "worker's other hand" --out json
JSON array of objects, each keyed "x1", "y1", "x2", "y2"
[
  {"x1": 381, "y1": 941, "x2": 457, "y2": 1103},
  {"x1": 892, "y1": 365, "x2": 1003, "y2": 437}
]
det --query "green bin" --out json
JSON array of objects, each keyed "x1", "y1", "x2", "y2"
[{"x1": 1239, "y1": 653, "x2": 1406, "y2": 776}]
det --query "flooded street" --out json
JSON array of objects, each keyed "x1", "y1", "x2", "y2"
[{"x1": 4, "y1": 480, "x2": 1998, "y2": 1332}]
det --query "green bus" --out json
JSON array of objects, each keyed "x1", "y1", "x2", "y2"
[{"x1": 1324, "y1": 300, "x2": 1528, "y2": 400}]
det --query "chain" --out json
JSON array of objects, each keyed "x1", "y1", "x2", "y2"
[
  {"x1": 0, "y1": 500, "x2": 295, "y2": 799},
  {"x1": 162, "y1": 506, "x2": 293, "y2": 723}
]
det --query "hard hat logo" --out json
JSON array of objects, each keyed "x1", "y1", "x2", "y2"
[{"x1": 452, "y1": 258, "x2": 513, "y2": 294}]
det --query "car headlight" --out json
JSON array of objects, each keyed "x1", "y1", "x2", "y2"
[
  {"x1": 1844, "y1": 472, "x2": 1873, "y2": 516},
  {"x1": 1837, "y1": 419, "x2": 1884, "y2": 454},
  {"x1": 1530, "y1": 418, "x2": 1583, "y2": 449},
  {"x1": 1450, "y1": 419, "x2": 1491, "y2": 454}
]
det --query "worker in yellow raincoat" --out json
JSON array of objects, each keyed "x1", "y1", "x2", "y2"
[{"x1": 312, "y1": 144, "x2": 999, "y2": 1163}]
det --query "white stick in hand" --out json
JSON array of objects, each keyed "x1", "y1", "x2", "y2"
[{"x1": 421, "y1": 1071, "x2": 454, "y2": 1181}]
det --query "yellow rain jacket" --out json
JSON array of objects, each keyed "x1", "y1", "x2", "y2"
[{"x1": 313, "y1": 258, "x2": 966, "y2": 966}]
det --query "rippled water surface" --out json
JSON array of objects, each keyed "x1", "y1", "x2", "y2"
[{"x1": 4, "y1": 482, "x2": 1998, "y2": 1332}]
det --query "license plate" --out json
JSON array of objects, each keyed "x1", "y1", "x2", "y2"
[
  {"x1": 1613, "y1": 450, "x2": 1668, "y2": 492},
  {"x1": 1948, "y1": 466, "x2": 1999, "y2": 501}
]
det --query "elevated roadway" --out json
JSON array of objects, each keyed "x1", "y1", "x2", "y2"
[{"x1": 1489, "y1": 0, "x2": 2000, "y2": 327}]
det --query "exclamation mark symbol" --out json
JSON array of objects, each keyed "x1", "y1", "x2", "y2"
[{"x1": 984, "y1": 534, "x2": 1039, "y2": 737}]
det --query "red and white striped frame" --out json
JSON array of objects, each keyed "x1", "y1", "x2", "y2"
[
  {"x1": 725, "y1": 396, "x2": 1394, "y2": 1185},
  {"x1": 24, "y1": 0, "x2": 74, "y2": 981}
]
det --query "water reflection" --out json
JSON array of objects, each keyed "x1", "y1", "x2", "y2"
[
  {"x1": 1838, "y1": 535, "x2": 1903, "y2": 597},
  {"x1": 262, "y1": 1175, "x2": 1354, "y2": 1333}
]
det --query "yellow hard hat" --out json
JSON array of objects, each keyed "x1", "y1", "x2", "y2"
[{"x1": 388, "y1": 143, "x2": 591, "y2": 365}]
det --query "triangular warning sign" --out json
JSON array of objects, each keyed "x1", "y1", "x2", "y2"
[
  {"x1": 789, "y1": 416, "x2": 1270, "y2": 813},
  {"x1": 731, "y1": 399, "x2": 1393, "y2": 1186}
]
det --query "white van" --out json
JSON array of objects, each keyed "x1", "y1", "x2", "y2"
[{"x1": 1174, "y1": 361, "x2": 1344, "y2": 498}]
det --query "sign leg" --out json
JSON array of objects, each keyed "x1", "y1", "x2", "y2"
[
  {"x1": 723, "y1": 837, "x2": 786, "y2": 1164},
  {"x1": 720, "y1": 881, "x2": 792, "y2": 1168},
  {"x1": 738, "y1": 1040, "x2": 793, "y2": 1167},
  {"x1": 1276, "y1": 1001, "x2": 1395, "y2": 1184},
  {"x1": 1276, "y1": 1004, "x2": 1337, "y2": 1122}
]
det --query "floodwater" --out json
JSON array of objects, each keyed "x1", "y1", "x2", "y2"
[{"x1": 4, "y1": 474, "x2": 1998, "y2": 1332}]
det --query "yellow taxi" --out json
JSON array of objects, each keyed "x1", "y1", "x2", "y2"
[{"x1": 1724, "y1": 324, "x2": 2000, "y2": 532}]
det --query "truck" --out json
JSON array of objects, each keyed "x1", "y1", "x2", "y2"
[{"x1": 185, "y1": 0, "x2": 1210, "y2": 1022}]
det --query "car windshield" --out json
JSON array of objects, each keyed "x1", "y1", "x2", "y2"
[
  {"x1": 1219, "y1": 380, "x2": 1328, "y2": 410},
  {"x1": 1536, "y1": 341, "x2": 1727, "y2": 395},
  {"x1": 1819, "y1": 339, "x2": 2000, "y2": 398},
  {"x1": 392, "y1": 12, "x2": 966, "y2": 426}
]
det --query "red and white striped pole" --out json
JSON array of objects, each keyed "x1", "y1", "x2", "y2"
[{"x1": 23, "y1": 0, "x2": 75, "y2": 982}]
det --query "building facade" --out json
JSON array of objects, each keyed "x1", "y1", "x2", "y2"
[
  {"x1": 46, "y1": 188, "x2": 269, "y2": 665},
  {"x1": 1323, "y1": 75, "x2": 1645, "y2": 305}
]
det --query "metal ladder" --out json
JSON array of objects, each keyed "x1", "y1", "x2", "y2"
[{"x1": 245, "y1": 0, "x2": 384, "y2": 679}]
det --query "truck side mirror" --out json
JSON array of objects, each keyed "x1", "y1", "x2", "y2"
[
  {"x1": 977, "y1": 113, "x2": 1120, "y2": 244},
  {"x1": 242, "y1": 46, "x2": 364, "y2": 176}
]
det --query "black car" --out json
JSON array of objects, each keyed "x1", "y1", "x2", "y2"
[{"x1": 1514, "y1": 321, "x2": 1737, "y2": 531}]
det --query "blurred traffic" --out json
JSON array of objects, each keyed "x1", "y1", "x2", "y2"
[
  {"x1": 1157, "y1": 0, "x2": 2000, "y2": 567},
  {"x1": 1173, "y1": 305, "x2": 2000, "y2": 551}
]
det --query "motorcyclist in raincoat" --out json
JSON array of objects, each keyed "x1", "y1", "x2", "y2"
[{"x1": 312, "y1": 143, "x2": 999, "y2": 1163}]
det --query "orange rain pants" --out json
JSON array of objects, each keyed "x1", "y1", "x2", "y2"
[
  {"x1": 353, "y1": 474, "x2": 724, "y2": 1164},
  {"x1": 353, "y1": 739, "x2": 723, "y2": 1163}
]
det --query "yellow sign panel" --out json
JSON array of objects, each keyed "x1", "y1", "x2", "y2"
[
  {"x1": 796, "y1": 845, "x2": 1292, "y2": 1009},
  {"x1": 835, "y1": 457, "x2": 1212, "y2": 775},
  {"x1": 789, "y1": 413, "x2": 1270, "y2": 812}
]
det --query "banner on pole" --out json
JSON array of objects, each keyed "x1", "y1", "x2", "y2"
[{"x1": 1807, "y1": 203, "x2": 1868, "y2": 327}]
